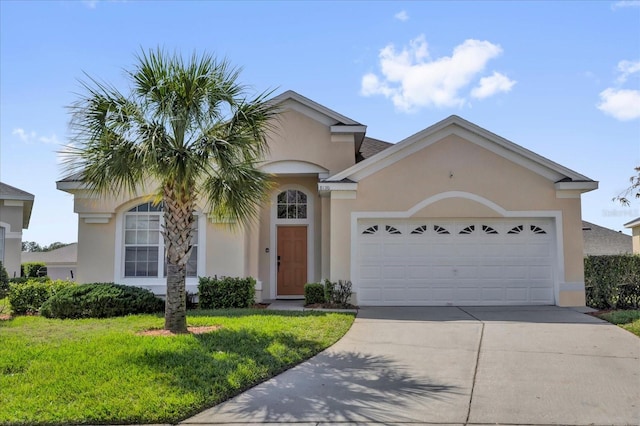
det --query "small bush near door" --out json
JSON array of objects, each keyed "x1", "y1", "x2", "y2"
[
  {"x1": 324, "y1": 279, "x2": 353, "y2": 306},
  {"x1": 585, "y1": 255, "x2": 640, "y2": 309},
  {"x1": 304, "y1": 282, "x2": 325, "y2": 305},
  {"x1": 198, "y1": 276, "x2": 255, "y2": 309}
]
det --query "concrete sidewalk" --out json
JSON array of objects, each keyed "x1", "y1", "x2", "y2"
[{"x1": 181, "y1": 306, "x2": 640, "y2": 425}]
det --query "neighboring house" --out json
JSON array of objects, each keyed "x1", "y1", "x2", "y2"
[
  {"x1": 624, "y1": 217, "x2": 640, "y2": 254},
  {"x1": 21, "y1": 243, "x2": 78, "y2": 281},
  {"x1": 0, "y1": 182, "x2": 34, "y2": 278},
  {"x1": 582, "y1": 221, "x2": 632, "y2": 255},
  {"x1": 57, "y1": 90, "x2": 598, "y2": 307}
]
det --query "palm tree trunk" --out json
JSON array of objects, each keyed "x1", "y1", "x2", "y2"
[{"x1": 162, "y1": 184, "x2": 195, "y2": 333}]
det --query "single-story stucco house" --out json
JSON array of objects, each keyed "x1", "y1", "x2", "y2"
[
  {"x1": 624, "y1": 217, "x2": 640, "y2": 254},
  {"x1": 21, "y1": 243, "x2": 78, "y2": 281},
  {"x1": 0, "y1": 182, "x2": 34, "y2": 278},
  {"x1": 582, "y1": 221, "x2": 632, "y2": 256},
  {"x1": 56, "y1": 91, "x2": 598, "y2": 307}
]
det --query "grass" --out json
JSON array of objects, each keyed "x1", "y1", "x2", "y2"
[
  {"x1": 596, "y1": 309, "x2": 640, "y2": 337},
  {"x1": 0, "y1": 309, "x2": 355, "y2": 425}
]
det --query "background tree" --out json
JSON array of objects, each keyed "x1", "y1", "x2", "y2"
[
  {"x1": 63, "y1": 49, "x2": 278, "y2": 332},
  {"x1": 22, "y1": 241, "x2": 72, "y2": 252},
  {"x1": 614, "y1": 166, "x2": 640, "y2": 206}
]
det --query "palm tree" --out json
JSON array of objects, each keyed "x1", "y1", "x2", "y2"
[{"x1": 63, "y1": 49, "x2": 278, "y2": 333}]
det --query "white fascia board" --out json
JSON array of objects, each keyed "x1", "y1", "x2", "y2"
[
  {"x1": 56, "y1": 180, "x2": 87, "y2": 193},
  {"x1": 624, "y1": 217, "x2": 640, "y2": 228},
  {"x1": 554, "y1": 181, "x2": 599, "y2": 192}
]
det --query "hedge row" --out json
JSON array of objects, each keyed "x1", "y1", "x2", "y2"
[
  {"x1": 8, "y1": 279, "x2": 75, "y2": 314},
  {"x1": 40, "y1": 283, "x2": 164, "y2": 319},
  {"x1": 585, "y1": 255, "x2": 640, "y2": 310}
]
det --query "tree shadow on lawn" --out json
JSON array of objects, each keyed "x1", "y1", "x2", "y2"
[{"x1": 131, "y1": 315, "x2": 459, "y2": 424}]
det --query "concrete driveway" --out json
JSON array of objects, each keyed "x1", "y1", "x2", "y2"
[{"x1": 181, "y1": 306, "x2": 640, "y2": 425}]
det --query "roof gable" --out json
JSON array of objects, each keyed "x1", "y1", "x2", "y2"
[
  {"x1": 327, "y1": 115, "x2": 597, "y2": 191},
  {"x1": 270, "y1": 90, "x2": 363, "y2": 127}
]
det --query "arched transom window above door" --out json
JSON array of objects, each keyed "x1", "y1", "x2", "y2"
[{"x1": 277, "y1": 189, "x2": 307, "y2": 219}]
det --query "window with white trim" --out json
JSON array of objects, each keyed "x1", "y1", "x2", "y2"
[
  {"x1": 123, "y1": 202, "x2": 197, "y2": 278},
  {"x1": 277, "y1": 190, "x2": 307, "y2": 219}
]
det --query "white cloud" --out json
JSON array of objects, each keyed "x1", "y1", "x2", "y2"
[
  {"x1": 597, "y1": 58, "x2": 640, "y2": 121},
  {"x1": 394, "y1": 10, "x2": 409, "y2": 21},
  {"x1": 12, "y1": 128, "x2": 37, "y2": 143},
  {"x1": 597, "y1": 88, "x2": 640, "y2": 121},
  {"x1": 360, "y1": 35, "x2": 511, "y2": 111},
  {"x1": 612, "y1": 1, "x2": 640, "y2": 10},
  {"x1": 616, "y1": 59, "x2": 640, "y2": 83},
  {"x1": 12, "y1": 128, "x2": 59, "y2": 144},
  {"x1": 471, "y1": 72, "x2": 516, "y2": 99}
]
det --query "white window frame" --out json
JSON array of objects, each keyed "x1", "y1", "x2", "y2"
[{"x1": 114, "y1": 200, "x2": 206, "y2": 290}]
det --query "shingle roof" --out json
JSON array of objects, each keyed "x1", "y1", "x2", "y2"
[
  {"x1": 582, "y1": 220, "x2": 632, "y2": 256},
  {"x1": 0, "y1": 182, "x2": 34, "y2": 200},
  {"x1": 357, "y1": 137, "x2": 393, "y2": 162}
]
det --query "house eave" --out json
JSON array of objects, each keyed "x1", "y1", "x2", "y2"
[
  {"x1": 624, "y1": 217, "x2": 640, "y2": 229},
  {"x1": 554, "y1": 181, "x2": 599, "y2": 192}
]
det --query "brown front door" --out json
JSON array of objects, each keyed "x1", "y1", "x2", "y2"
[{"x1": 277, "y1": 226, "x2": 307, "y2": 296}]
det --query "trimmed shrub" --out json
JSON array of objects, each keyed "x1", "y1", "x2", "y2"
[
  {"x1": 8, "y1": 279, "x2": 75, "y2": 315},
  {"x1": 0, "y1": 261, "x2": 9, "y2": 299},
  {"x1": 40, "y1": 283, "x2": 164, "y2": 319},
  {"x1": 198, "y1": 276, "x2": 255, "y2": 309},
  {"x1": 21, "y1": 262, "x2": 46, "y2": 278},
  {"x1": 324, "y1": 279, "x2": 353, "y2": 306},
  {"x1": 304, "y1": 282, "x2": 325, "y2": 305},
  {"x1": 585, "y1": 255, "x2": 640, "y2": 309},
  {"x1": 9, "y1": 276, "x2": 50, "y2": 285}
]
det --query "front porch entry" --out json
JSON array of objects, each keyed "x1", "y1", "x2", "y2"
[{"x1": 276, "y1": 225, "x2": 308, "y2": 296}]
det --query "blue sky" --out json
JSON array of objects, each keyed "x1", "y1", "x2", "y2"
[{"x1": 1, "y1": 0, "x2": 639, "y2": 245}]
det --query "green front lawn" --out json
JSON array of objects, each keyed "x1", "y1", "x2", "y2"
[
  {"x1": 0, "y1": 309, "x2": 355, "y2": 425},
  {"x1": 596, "y1": 309, "x2": 640, "y2": 337}
]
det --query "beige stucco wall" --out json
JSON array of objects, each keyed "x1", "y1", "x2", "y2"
[
  {"x1": 0, "y1": 202, "x2": 27, "y2": 278},
  {"x1": 76, "y1": 220, "x2": 116, "y2": 283},
  {"x1": 264, "y1": 109, "x2": 355, "y2": 175},
  {"x1": 329, "y1": 134, "x2": 587, "y2": 306},
  {"x1": 632, "y1": 227, "x2": 640, "y2": 254}
]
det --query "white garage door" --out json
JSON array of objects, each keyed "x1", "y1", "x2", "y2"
[{"x1": 356, "y1": 219, "x2": 556, "y2": 306}]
